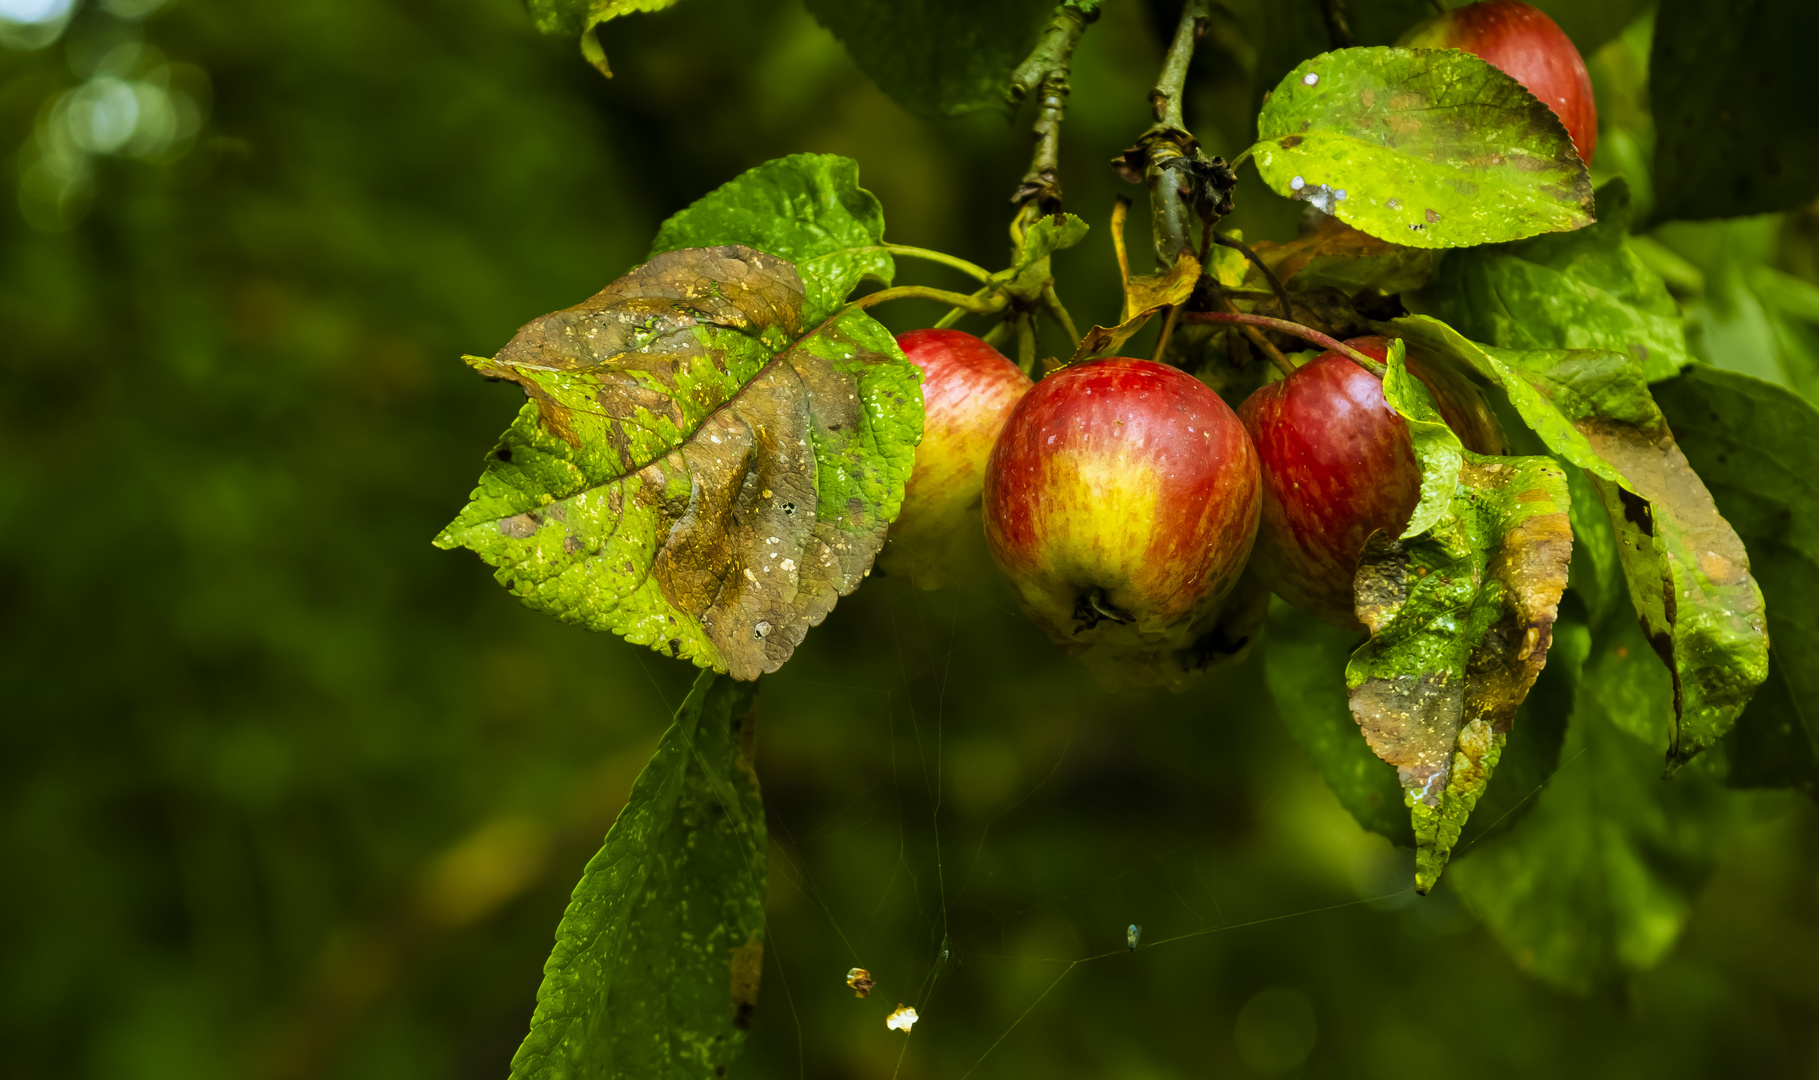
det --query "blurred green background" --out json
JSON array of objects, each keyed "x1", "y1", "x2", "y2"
[{"x1": 4, "y1": 1, "x2": 1817, "y2": 1078}]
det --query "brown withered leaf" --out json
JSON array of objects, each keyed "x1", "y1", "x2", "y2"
[{"x1": 435, "y1": 245, "x2": 923, "y2": 680}]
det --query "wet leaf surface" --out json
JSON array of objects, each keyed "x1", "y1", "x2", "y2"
[
  {"x1": 649, "y1": 154, "x2": 892, "y2": 324},
  {"x1": 802, "y1": 0, "x2": 1057, "y2": 118},
  {"x1": 1251, "y1": 47, "x2": 1593, "y2": 249},
  {"x1": 1412, "y1": 180, "x2": 1688, "y2": 381},
  {"x1": 510, "y1": 672, "x2": 766, "y2": 1079},
  {"x1": 436, "y1": 245, "x2": 922, "y2": 680},
  {"x1": 1654, "y1": 365, "x2": 1819, "y2": 793},
  {"x1": 1384, "y1": 316, "x2": 1769, "y2": 769},
  {"x1": 1346, "y1": 342, "x2": 1573, "y2": 891}
]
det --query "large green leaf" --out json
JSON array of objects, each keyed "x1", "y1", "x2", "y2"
[
  {"x1": 1345, "y1": 342, "x2": 1574, "y2": 892},
  {"x1": 1652, "y1": 0, "x2": 1819, "y2": 220},
  {"x1": 523, "y1": 0, "x2": 685, "y2": 76},
  {"x1": 1654, "y1": 366, "x2": 1819, "y2": 793},
  {"x1": 1383, "y1": 316, "x2": 1769, "y2": 768},
  {"x1": 802, "y1": 0, "x2": 1057, "y2": 118},
  {"x1": 649, "y1": 154, "x2": 892, "y2": 324},
  {"x1": 1249, "y1": 47, "x2": 1593, "y2": 249},
  {"x1": 1448, "y1": 617, "x2": 1743, "y2": 993},
  {"x1": 1411, "y1": 179, "x2": 1688, "y2": 382},
  {"x1": 435, "y1": 245, "x2": 923, "y2": 680},
  {"x1": 511, "y1": 672, "x2": 767, "y2": 1079}
]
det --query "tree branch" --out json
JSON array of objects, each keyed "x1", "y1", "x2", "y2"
[
  {"x1": 1008, "y1": 2, "x2": 1101, "y2": 213},
  {"x1": 1144, "y1": 0, "x2": 1211, "y2": 267},
  {"x1": 1181, "y1": 310, "x2": 1384, "y2": 376},
  {"x1": 1212, "y1": 233, "x2": 1295, "y2": 322}
]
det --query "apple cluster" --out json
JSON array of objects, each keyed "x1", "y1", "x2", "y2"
[
  {"x1": 878, "y1": 0, "x2": 1591, "y2": 683},
  {"x1": 879, "y1": 327, "x2": 1506, "y2": 684}
]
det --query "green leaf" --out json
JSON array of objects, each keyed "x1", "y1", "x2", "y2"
[
  {"x1": 511, "y1": 671, "x2": 766, "y2": 1079},
  {"x1": 1266, "y1": 601, "x2": 1412, "y2": 847},
  {"x1": 523, "y1": 0, "x2": 683, "y2": 76},
  {"x1": 1382, "y1": 315, "x2": 1770, "y2": 767},
  {"x1": 1410, "y1": 179, "x2": 1689, "y2": 382},
  {"x1": 1250, "y1": 47, "x2": 1593, "y2": 249},
  {"x1": 649, "y1": 154, "x2": 892, "y2": 325},
  {"x1": 1346, "y1": 341, "x2": 1575, "y2": 892},
  {"x1": 1653, "y1": 365, "x2": 1819, "y2": 793},
  {"x1": 435, "y1": 245, "x2": 923, "y2": 681},
  {"x1": 1652, "y1": 0, "x2": 1819, "y2": 220},
  {"x1": 1009, "y1": 211, "x2": 1089, "y2": 280},
  {"x1": 802, "y1": 0, "x2": 1057, "y2": 118},
  {"x1": 1448, "y1": 617, "x2": 1744, "y2": 993}
]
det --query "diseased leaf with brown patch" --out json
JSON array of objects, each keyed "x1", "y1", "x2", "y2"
[
  {"x1": 1382, "y1": 316, "x2": 1769, "y2": 768},
  {"x1": 435, "y1": 245, "x2": 923, "y2": 680},
  {"x1": 1346, "y1": 343, "x2": 1573, "y2": 892}
]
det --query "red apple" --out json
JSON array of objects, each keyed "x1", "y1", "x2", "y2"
[
  {"x1": 983, "y1": 358, "x2": 1261, "y2": 687},
  {"x1": 877, "y1": 329, "x2": 1033, "y2": 590},
  {"x1": 1400, "y1": 0, "x2": 1597, "y2": 165},
  {"x1": 1240, "y1": 336, "x2": 1506, "y2": 630}
]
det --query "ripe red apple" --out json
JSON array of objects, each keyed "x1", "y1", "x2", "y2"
[
  {"x1": 1240, "y1": 336, "x2": 1506, "y2": 631},
  {"x1": 1400, "y1": 0, "x2": 1597, "y2": 165},
  {"x1": 877, "y1": 329, "x2": 1033, "y2": 590},
  {"x1": 983, "y1": 358, "x2": 1261, "y2": 687}
]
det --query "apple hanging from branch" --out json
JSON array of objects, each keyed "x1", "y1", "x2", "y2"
[
  {"x1": 877, "y1": 329, "x2": 1034, "y2": 590},
  {"x1": 1240, "y1": 336, "x2": 1506, "y2": 630},
  {"x1": 983, "y1": 357, "x2": 1261, "y2": 686}
]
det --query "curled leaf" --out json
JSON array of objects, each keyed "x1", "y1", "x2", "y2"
[
  {"x1": 1383, "y1": 316, "x2": 1769, "y2": 768},
  {"x1": 1067, "y1": 252, "x2": 1202, "y2": 366},
  {"x1": 1347, "y1": 342, "x2": 1573, "y2": 891},
  {"x1": 435, "y1": 245, "x2": 922, "y2": 680}
]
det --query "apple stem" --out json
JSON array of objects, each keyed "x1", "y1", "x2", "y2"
[
  {"x1": 847, "y1": 285, "x2": 1009, "y2": 317},
  {"x1": 877, "y1": 245, "x2": 993, "y2": 284},
  {"x1": 1212, "y1": 233, "x2": 1296, "y2": 323},
  {"x1": 1041, "y1": 283, "x2": 1082, "y2": 347},
  {"x1": 1182, "y1": 311, "x2": 1387, "y2": 377}
]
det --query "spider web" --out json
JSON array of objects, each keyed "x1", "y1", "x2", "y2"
[{"x1": 745, "y1": 578, "x2": 1451, "y2": 1079}]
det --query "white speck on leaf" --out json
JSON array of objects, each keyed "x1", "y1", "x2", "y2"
[
  {"x1": 1303, "y1": 72, "x2": 1319, "y2": 86},
  {"x1": 1290, "y1": 175, "x2": 1305, "y2": 191}
]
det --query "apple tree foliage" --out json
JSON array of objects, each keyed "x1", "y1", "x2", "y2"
[{"x1": 437, "y1": 0, "x2": 1819, "y2": 1074}]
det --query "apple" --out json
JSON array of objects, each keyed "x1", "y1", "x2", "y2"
[
  {"x1": 1400, "y1": 0, "x2": 1597, "y2": 165},
  {"x1": 1239, "y1": 336, "x2": 1506, "y2": 630},
  {"x1": 983, "y1": 357, "x2": 1261, "y2": 687},
  {"x1": 877, "y1": 329, "x2": 1033, "y2": 590}
]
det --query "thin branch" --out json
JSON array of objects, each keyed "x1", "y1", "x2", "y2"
[
  {"x1": 876, "y1": 244, "x2": 993, "y2": 283},
  {"x1": 1210, "y1": 292, "x2": 1294, "y2": 377},
  {"x1": 1321, "y1": 0, "x2": 1354, "y2": 50},
  {"x1": 1213, "y1": 233, "x2": 1295, "y2": 322},
  {"x1": 1008, "y1": 2, "x2": 1100, "y2": 213},
  {"x1": 1181, "y1": 310, "x2": 1384, "y2": 376},
  {"x1": 1152, "y1": 304, "x2": 1184, "y2": 363},
  {"x1": 1040, "y1": 283, "x2": 1081, "y2": 346},
  {"x1": 847, "y1": 285, "x2": 1007, "y2": 315}
]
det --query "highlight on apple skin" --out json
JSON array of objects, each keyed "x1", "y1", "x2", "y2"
[
  {"x1": 983, "y1": 357, "x2": 1262, "y2": 688},
  {"x1": 1239, "y1": 336, "x2": 1507, "y2": 631},
  {"x1": 1400, "y1": 0, "x2": 1598, "y2": 165},
  {"x1": 876, "y1": 329, "x2": 1034, "y2": 590}
]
